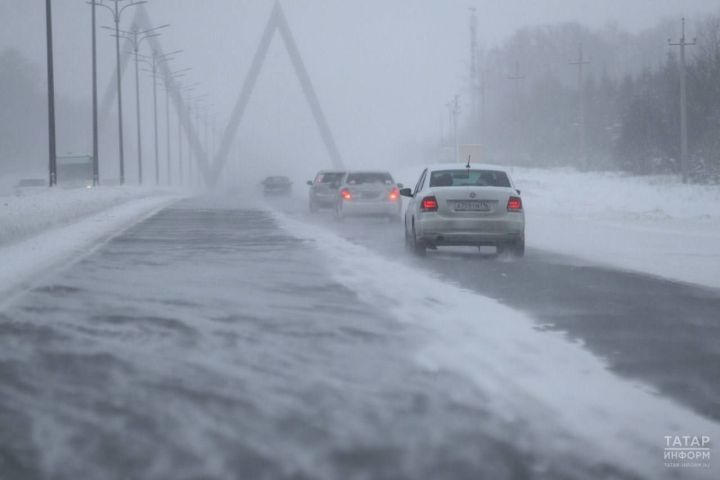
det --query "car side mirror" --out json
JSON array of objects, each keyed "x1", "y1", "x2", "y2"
[
  {"x1": 516, "y1": 189, "x2": 521, "y2": 195},
  {"x1": 306, "y1": 180, "x2": 313, "y2": 186},
  {"x1": 399, "y1": 188, "x2": 413, "y2": 198}
]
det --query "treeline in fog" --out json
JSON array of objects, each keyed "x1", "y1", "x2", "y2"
[
  {"x1": 461, "y1": 11, "x2": 720, "y2": 183},
  {"x1": 0, "y1": 48, "x2": 90, "y2": 177},
  {"x1": 0, "y1": 49, "x2": 47, "y2": 174}
]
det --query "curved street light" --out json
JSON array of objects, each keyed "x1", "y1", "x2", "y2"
[{"x1": 91, "y1": 0, "x2": 147, "y2": 185}]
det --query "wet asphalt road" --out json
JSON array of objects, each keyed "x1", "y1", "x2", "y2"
[
  {"x1": 0, "y1": 197, "x2": 639, "y2": 480},
  {"x1": 0, "y1": 195, "x2": 717, "y2": 479},
  {"x1": 284, "y1": 198, "x2": 720, "y2": 424}
]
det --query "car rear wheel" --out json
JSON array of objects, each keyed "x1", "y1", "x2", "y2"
[
  {"x1": 411, "y1": 221, "x2": 426, "y2": 256},
  {"x1": 511, "y1": 235, "x2": 525, "y2": 258},
  {"x1": 498, "y1": 236, "x2": 525, "y2": 258},
  {"x1": 309, "y1": 199, "x2": 318, "y2": 214}
]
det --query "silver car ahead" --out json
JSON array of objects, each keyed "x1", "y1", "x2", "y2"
[
  {"x1": 335, "y1": 171, "x2": 402, "y2": 221},
  {"x1": 307, "y1": 170, "x2": 346, "y2": 212},
  {"x1": 401, "y1": 165, "x2": 525, "y2": 256}
]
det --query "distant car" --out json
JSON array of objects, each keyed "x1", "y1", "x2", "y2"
[
  {"x1": 261, "y1": 176, "x2": 292, "y2": 196},
  {"x1": 334, "y1": 171, "x2": 402, "y2": 221},
  {"x1": 401, "y1": 164, "x2": 525, "y2": 256},
  {"x1": 306, "y1": 171, "x2": 345, "y2": 212}
]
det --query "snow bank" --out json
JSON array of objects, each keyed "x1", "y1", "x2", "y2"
[
  {"x1": 272, "y1": 209, "x2": 718, "y2": 480},
  {"x1": 512, "y1": 167, "x2": 720, "y2": 290},
  {"x1": 394, "y1": 165, "x2": 720, "y2": 290},
  {"x1": 0, "y1": 186, "x2": 174, "y2": 247},
  {"x1": 0, "y1": 188, "x2": 180, "y2": 303}
]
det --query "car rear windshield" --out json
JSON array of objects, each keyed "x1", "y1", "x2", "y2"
[
  {"x1": 346, "y1": 172, "x2": 394, "y2": 185},
  {"x1": 265, "y1": 176, "x2": 289, "y2": 184},
  {"x1": 316, "y1": 172, "x2": 344, "y2": 184},
  {"x1": 429, "y1": 170, "x2": 511, "y2": 188}
]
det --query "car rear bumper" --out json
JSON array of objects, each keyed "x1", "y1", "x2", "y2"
[
  {"x1": 416, "y1": 214, "x2": 524, "y2": 245},
  {"x1": 341, "y1": 201, "x2": 401, "y2": 217},
  {"x1": 310, "y1": 194, "x2": 338, "y2": 207}
]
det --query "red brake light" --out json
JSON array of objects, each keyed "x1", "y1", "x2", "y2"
[
  {"x1": 340, "y1": 188, "x2": 352, "y2": 201},
  {"x1": 421, "y1": 196, "x2": 438, "y2": 212},
  {"x1": 507, "y1": 196, "x2": 523, "y2": 211},
  {"x1": 389, "y1": 187, "x2": 399, "y2": 201}
]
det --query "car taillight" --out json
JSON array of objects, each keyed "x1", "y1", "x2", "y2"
[
  {"x1": 507, "y1": 196, "x2": 522, "y2": 211},
  {"x1": 389, "y1": 187, "x2": 399, "y2": 201},
  {"x1": 421, "y1": 196, "x2": 438, "y2": 212},
  {"x1": 340, "y1": 188, "x2": 352, "y2": 201}
]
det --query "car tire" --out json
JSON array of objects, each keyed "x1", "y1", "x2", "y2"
[
  {"x1": 411, "y1": 221, "x2": 426, "y2": 256},
  {"x1": 309, "y1": 200, "x2": 318, "y2": 214},
  {"x1": 511, "y1": 235, "x2": 525, "y2": 258}
]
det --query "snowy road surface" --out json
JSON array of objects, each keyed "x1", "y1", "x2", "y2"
[{"x1": 0, "y1": 195, "x2": 717, "y2": 479}]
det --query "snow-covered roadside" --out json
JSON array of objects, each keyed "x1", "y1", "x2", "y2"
[
  {"x1": 0, "y1": 186, "x2": 178, "y2": 247},
  {"x1": 272, "y1": 209, "x2": 718, "y2": 480},
  {"x1": 0, "y1": 193, "x2": 180, "y2": 303},
  {"x1": 513, "y1": 167, "x2": 720, "y2": 290},
  {"x1": 393, "y1": 165, "x2": 720, "y2": 290}
]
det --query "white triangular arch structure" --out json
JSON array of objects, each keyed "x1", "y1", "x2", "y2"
[
  {"x1": 210, "y1": 1, "x2": 345, "y2": 186},
  {"x1": 98, "y1": 1, "x2": 343, "y2": 187}
]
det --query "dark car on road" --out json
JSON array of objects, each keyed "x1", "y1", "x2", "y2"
[
  {"x1": 261, "y1": 176, "x2": 293, "y2": 196},
  {"x1": 306, "y1": 170, "x2": 345, "y2": 212}
]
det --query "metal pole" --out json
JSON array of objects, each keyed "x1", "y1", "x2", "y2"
[
  {"x1": 570, "y1": 43, "x2": 591, "y2": 169},
  {"x1": 165, "y1": 79, "x2": 171, "y2": 185},
  {"x1": 452, "y1": 95, "x2": 460, "y2": 163},
  {"x1": 189, "y1": 104, "x2": 196, "y2": 186},
  {"x1": 178, "y1": 105, "x2": 184, "y2": 184},
  {"x1": 152, "y1": 55, "x2": 159, "y2": 185},
  {"x1": 114, "y1": 3, "x2": 126, "y2": 185},
  {"x1": 133, "y1": 42, "x2": 143, "y2": 184},
  {"x1": 670, "y1": 18, "x2": 696, "y2": 184},
  {"x1": 91, "y1": 0, "x2": 99, "y2": 185},
  {"x1": 45, "y1": 0, "x2": 57, "y2": 187}
]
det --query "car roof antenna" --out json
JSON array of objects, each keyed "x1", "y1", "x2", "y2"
[{"x1": 465, "y1": 155, "x2": 471, "y2": 169}]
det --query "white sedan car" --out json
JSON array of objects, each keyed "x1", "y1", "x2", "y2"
[
  {"x1": 334, "y1": 171, "x2": 402, "y2": 221},
  {"x1": 401, "y1": 164, "x2": 525, "y2": 256}
]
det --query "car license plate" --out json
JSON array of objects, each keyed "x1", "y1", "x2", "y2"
[{"x1": 454, "y1": 201, "x2": 490, "y2": 211}]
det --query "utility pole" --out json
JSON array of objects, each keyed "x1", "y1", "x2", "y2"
[
  {"x1": 93, "y1": 0, "x2": 146, "y2": 185},
  {"x1": 507, "y1": 61, "x2": 525, "y2": 146},
  {"x1": 45, "y1": 0, "x2": 57, "y2": 187},
  {"x1": 669, "y1": 18, "x2": 696, "y2": 184},
  {"x1": 90, "y1": 0, "x2": 99, "y2": 185},
  {"x1": 507, "y1": 61, "x2": 525, "y2": 100},
  {"x1": 446, "y1": 95, "x2": 461, "y2": 162},
  {"x1": 469, "y1": 7, "x2": 479, "y2": 134},
  {"x1": 570, "y1": 43, "x2": 591, "y2": 169},
  {"x1": 479, "y1": 69, "x2": 487, "y2": 141}
]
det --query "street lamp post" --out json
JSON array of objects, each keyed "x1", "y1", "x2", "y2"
[
  {"x1": 162, "y1": 66, "x2": 190, "y2": 185},
  {"x1": 92, "y1": 0, "x2": 146, "y2": 185},
  {"x1": 146, "y1": 49, "x2": 178, "y2": 185},
  {"x1": 91, "y1": 0, "x2": 99, "y2": 185},
  {"x1": 45, "y1": 0, "x2": 57, "y2": 187},
  {"x1": 113, "y1": 24, "x2": 167, "y2": 185}
]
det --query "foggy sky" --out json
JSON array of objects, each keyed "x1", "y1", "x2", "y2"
[{"x1": 1, "y1": 0, "x2": 718, "y2": 178}]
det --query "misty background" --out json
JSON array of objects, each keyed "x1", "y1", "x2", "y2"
[{"x1": 1, "y1": 0, "x2": 719, "y2": 185}]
